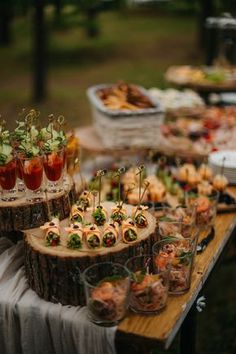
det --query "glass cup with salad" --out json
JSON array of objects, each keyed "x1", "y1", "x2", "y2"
[
  {"x1": 156, "y1": 205, "x2": 196, "y2": 240},
  {"x1": 125, "y1": 255, "x2": 169, "y2": 314},
  {"x1": 83, "y1": 262, "x2": 130, "y2": 326},
  {"x1": 153, "y1": 230, "x2": 198, "y2": 294},
  {"x1": 185, "y1": 189, "x2": 219, "y2": 229}
]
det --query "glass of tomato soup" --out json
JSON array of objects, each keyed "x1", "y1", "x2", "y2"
[
  {"x1": 43, "y1": 148, "x2": 65, "y2": 193},
  {"x1": 0, "y1": 157, "x2": 18, "y2": 201},
  {"x1": 20, "y1": 155, "x2": 44, "y2": 201}
]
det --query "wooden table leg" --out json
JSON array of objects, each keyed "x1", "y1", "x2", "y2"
[{"x1": 180, "y1": 305, "x2": 197, "y2": 354}]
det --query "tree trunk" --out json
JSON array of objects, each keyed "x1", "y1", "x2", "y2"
[
  {"x1": 86, "y1": 8, "x2": 99, "y2": 38},
  {"x1": 0, "y1": 1, "x2": 12, "y2": 46},
  {"x1": 33, "y1": 0, "x2": 47, "y2": 102},
  {"x1": 198, "y1": 0, "x2": 215, "y2": 49},
  {"x1": 54, "y1": 0, "x2": 62, "y2": 18}
]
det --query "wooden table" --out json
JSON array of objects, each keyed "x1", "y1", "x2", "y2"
[
  {"x1": 115, "y1": 188, "x2": 236, "y2": 354},
  {"x1": 75, "y1": 125, "x2": 208, "y2": 163}
]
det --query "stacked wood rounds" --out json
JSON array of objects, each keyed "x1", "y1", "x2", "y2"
[
  {"x1": 0, "y1": 178, "x2": 76, "y2": 237},
  {"x1": 23, "y1": 202, "x2": 157, "y2": 306}
]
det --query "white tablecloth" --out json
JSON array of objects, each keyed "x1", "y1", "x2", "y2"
[{"x1": 0, "y1": 238, "x2": 116, "y2": 354}]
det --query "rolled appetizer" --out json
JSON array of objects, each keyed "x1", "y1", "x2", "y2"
[
  {"x1": 70, "y1": 204, "x2": 84, "y2": 223},
  {"x1": 65, "y1": 222, "x2": 83, "y2": 249},
  {"x1": 122, "y1": 218, "x2": 138, "y2": 244},
  {"x1": 132, "y1": 205, "x2": 149, "y2": 228},
  {"x1": 40, "y1": 217, "x2": 60, "y2": 246},
  {"x1": 213, "y1": 174, "x2": 228, "y2": 192},
  {"x1": 110, "y1": 204, "x2": 127, "y2": 225},
  {"x1": 84, "y1": 224, "x2": 102, "y2": 249},
  {"x1": 92, "y1": 205, "x2": 108, "y2": 226},
  {"x1": 198, "y1": 164, "x2": 213, "y2": 181},
  {"x1": 102, "y1": 222, "x2": 119, "y2": 247},
  {"x1": 78, "y1": 190, "x2": 92, "y2": 211}
]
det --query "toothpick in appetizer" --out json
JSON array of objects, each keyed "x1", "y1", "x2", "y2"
[
  {"x1": 102, "y1": 222, "x2": 119, "y2": 247},
  {"x1": 65, "y1": 222, "x2": 83, "y2": 249},
  {"x1": 122, "y1": 218, "x2": 138, "y2": 244},
  {"x1": 84, "y1": 224, "x2": 102, "y2": 249},
  {"x1": 40, "y1": 217, "x2": 60, "y2": 246}
]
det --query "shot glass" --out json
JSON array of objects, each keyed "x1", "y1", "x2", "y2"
[
  {"x1": 83, "y1": 262, "x2": 130, "y2": 326},
  {"x1": 20, "y1": 155, "x2": 44, "y2": 201},
  {"x1": 125, "y1": 255, "x2": 169, "y2": 314},
  {"x1": 0, "y1": 157, "x2": 18, "y2": 201},
  {"x1": 44, "y1": 148, "x2": 65, "y2": 193}
]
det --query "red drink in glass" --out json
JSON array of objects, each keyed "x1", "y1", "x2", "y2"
[
  {"x1": 43, "y1": 148, "x2": 64, "y2": 193},
  {"x1": 0, "y1": 158, "x2": 17, "y2": 201},
  {"x1": 22, "y1": 157, "x2": 43, "y2": 190},
  {"x1": 44, "y1": 151, "x2": 64, "y2": 182},
  {"x1": 0, "y1": 159, "x2": 17, "y2": 190}
]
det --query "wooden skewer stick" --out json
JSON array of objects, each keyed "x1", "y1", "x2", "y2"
[
  {"x1": 113, "y1": 167, "x2": 126, "y2": 207},
  {"x1": 120, "y1": 183, "x2": 135, "y2": 208},
  {"x1": 96, "y1": 169, "x2": 107, "y2": 207},
  {"x1": 221, "y1": 156, "x2": 226, "y2": 176},
  {"x1": 133, "y1": 180, "x2": 150, "y2": 219},
  {"x1": 91, "y1": 190, "x2": 98, "y2": 213},
  {"x1": 136, "y1": 165, "x2": 145, "y2": 207}
]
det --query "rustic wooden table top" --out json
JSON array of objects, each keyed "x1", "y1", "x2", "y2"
[
  {"x1": 75, "y1": 125, "x2": 206, "y2": 161},
  {"x1": 116, "y1": 187, "x2": 236, "y2": 350}
]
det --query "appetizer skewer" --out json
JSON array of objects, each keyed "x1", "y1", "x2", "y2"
[
  {"x1": 65, "y1": 222, "x2": 83, "y2": 249},
  {"x1": 122, "y1": 218, "x2": 138, "y2": 244},
  {"x1": 84, "y1": 224, "x2": 102, "y2": 249},
  {"x1": 40, "y1": 217, "x2": 61, "y2": 246},
  {"x1": 102, "y1": 222, "x2": 119, "y2": 247}
]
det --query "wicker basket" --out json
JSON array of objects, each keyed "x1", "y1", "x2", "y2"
[{"x1": 87, "y1": 84, "x2": 165, "y2": 149}]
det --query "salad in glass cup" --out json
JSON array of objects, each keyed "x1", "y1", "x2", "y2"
[
  {"x1": 125, "y1": 255, "x2": 169, "y2": 314},
  {"x1": 153, "y1": 231, "x2": 198, "y2": 294},
  {"x1": 83, "y1": 262, "x2": 130, "y2": 326},
  {"x1": 185, "y1": 189, "x2": 218, "y2": 229},
  {"x1": 157, "y1": 205, "x2": 196, "y2": 239}
]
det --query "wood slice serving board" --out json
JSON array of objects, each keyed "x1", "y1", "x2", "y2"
[
  {"x1": 24, "y1": 202, "x2": 157, "y2": 306},
  {"x1": 0, "y1": 177, "x2": 77, "y2": 233}
]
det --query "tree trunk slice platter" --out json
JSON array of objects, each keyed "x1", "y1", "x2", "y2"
[
  {"x1": 0, "y1": 177, "x2": 77, "y2": 233},
  {"x1": 23, "y1": 202, "x2": 157, "y2": 306}
]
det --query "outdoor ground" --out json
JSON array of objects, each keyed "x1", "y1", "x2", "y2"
[
  {"x1": 0, "y1": 7, "x2": 202, "y2": 130},
  {"x1": 0, "y1": 7, "x2": 236, "y2": 354}
]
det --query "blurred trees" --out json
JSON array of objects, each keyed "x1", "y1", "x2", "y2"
[
  {"x1": 2, "y1": 0, "x2": 236, "y2": 103},
  {"x1": 33, "y1": 0, "x2": 47, "y2": 102},
  {"x1": 0, "y1": 0, "x2": 13, "y2": 46}
]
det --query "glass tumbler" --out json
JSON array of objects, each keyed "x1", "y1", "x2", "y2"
[
  {"x1": 83, "y1": 262, "x2": 130, "y2": 326},
  {"x1": 44, "y1": 148, "x2": 65, "y2": 193},
  {"x1": 153, "y1": 231, "x2": 198, "y2": 294},
  {"x1": 185, "y1": 190, "x2": 219, "y2": 229},
  {"x1": 20, "y1": 155, "x2": 44, "y2": 201},
  {"x1": 125, "y1": 255, "x2": 169, "y2": 314},
  {"x1": 0, "y1": 157, "x2": 18, "y2": 201}
]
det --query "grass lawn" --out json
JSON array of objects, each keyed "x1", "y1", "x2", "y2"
[{"x1": 0, "y1": 8, "x2": 203, "y2": 130}]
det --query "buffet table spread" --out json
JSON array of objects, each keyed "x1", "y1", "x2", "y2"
[
  {"x1": 0, "y1": 189, "x2": 235, "y2": 354},
  {"x1": 117, "y1": 194, "x2": 236, "y2": 352}
]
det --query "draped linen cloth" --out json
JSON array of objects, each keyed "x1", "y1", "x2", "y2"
[{"x1": 0, "y1": 238, "x2": 116, "y2": 354}]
